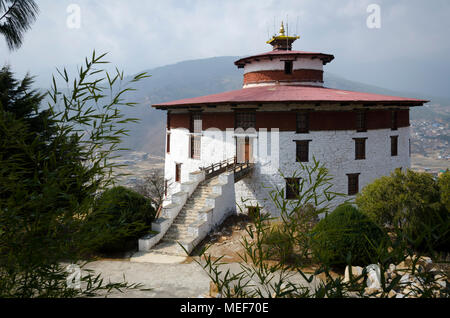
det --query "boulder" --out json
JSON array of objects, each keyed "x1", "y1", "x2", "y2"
[
  {"x1": 343, "y1": 266, "x2": 364, "y2": 283},
  {"x1": 365, "y1": 264, "x2": 381, "y2": 290}
]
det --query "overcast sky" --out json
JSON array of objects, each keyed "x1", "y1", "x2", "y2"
[{"x1": 2, "y1": 0, "x2": 450, "y2": 98}]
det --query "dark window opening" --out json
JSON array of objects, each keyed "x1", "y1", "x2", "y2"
[
  {"x1": 167, "y1": 112, "x2": 171, "y2": 130},
  {"x1": 248, "y1": 206, "x2": 261, "y2": 220},
  {"x1": 175, "y1": 164, "x2": 182, "y2": 183},
  {"x1": 391, "y1": 136, "x2": 398, "y2": 157},
  {"x1": 354, "y1": 138, "x2": 367, "y2": 160},
  {"x1": 285, "y1": 178, "x2": 301, "y2": 200},
  {"x1": 356, "y1": 111, "x2": 367, "y2": 132},
  {"x1": 347, "y1": 173, "x2": 360, "y2": 196},
  {"x1": 166, "y1": 133, "x2": 171, "y2": 153},
  {"x1": 284, "y1": 61, "x2": 293, "y2": 75},
  {"x1": 235, "y1": 112, "x2": 256, "y2": 130},
  {"x1": 391, "y1": 111, "x2": 398, "y2": 131},
  {"x1": 296, "y1": 112, "x2": 310, "y2": 133},
  {"x1": 190, "y1": 135, "x2": 201, "y2": 160},
  {"x1": 296, "y1": 140, "x2": 311, "y2": 162}
]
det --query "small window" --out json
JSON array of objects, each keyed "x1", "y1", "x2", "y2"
[
  {"x1": 391, "y1": 136, "x2": 398, "y2": 157},
  {"x1": 356, "y1": 111, "x2": 367, "y2": 132},
  {"x1": 284, "y1": 61, "x2": 293, "y2": 75},
  {"x1": 175, "y1": 164, "x2": 182, "y2": 183},
  {"x1": 296, "y1": 112, "x2": 309, "y2": 134},
  {"x1": 166, "y1": 133, "x2": 171, "y2": 154},
  {"x1": 190, "y1": 112, "x2": 202, "y2": 133},
  {"x1": 391, "y1": 111, "x2": 398, "y2": 131},
  {"x1": 248, "y1": 206, "x2": 261, "y2": 220},
  {"x1": 354, "y1": 138, "x2": 367, "y2": 160},
  {"x1": 347, "y1": 174, "x2": 360, "y2": 196},
  {"x1": 296, "y1": 140, "x2": 311, "y2": 162},
  {"x1": 190, "y1": 135, "x2": 201, "y2": 160},
  {"x1": 235, "y1": 112, "x2": 256, "y2": 130},
  {"x1": 285, "y1": 178, "x2": 300, "y2": 200}
]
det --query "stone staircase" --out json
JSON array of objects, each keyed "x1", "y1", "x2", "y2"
[
  {"x1": 150, "y1": 178, "x2": 219, "y2": 255},
  {"x1": 138, "y1": 158, "x2": 254, "y2": 257}
]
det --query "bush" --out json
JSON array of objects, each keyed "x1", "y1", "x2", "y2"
[
  {"x1": 262, "y1": 221, "x2": 294, "y2": 262},
  {"x1": 356, "y1": 169, "x2": 449, "y2": 253},
  {"x1": 311, "y1": 204, "x2": 387, "y2": 267},
  {"x1": 85, "y1": 186, "x2": 156, "y2": 253}
]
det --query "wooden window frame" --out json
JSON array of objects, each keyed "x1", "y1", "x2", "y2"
[
  {"x1": 347, "y1": 173, "x2": 360, "y2": 196},
  {"x1": 391, "y1": 136, "x2": 398, "y2": 157},
  {"x1": 175, "y1": 163, "x2": 182, "y2": 183},
  {"x1": 189, "y1": 135, "x2": 201, "y2": 160},
  {"x1": 295, "y1": 140, "x2": 311, "y2": 163},
  {"x1": 391, "y1": 110, "x2": 398, "y2": 131},
  {"x1": 353, "y1": 138, "x2": 367, "y2": 160},
  {"x1": 296, "y1": 112, "x2": 310, "y2": 134},
  {"x1": 356, "y1": 110, "x2": 367, "y2": 132},
  {"x1": 247, "y1": 206, "x2": 261, "y2": 220},
  {"x1": 284, "y1": 61, "x2": 293, "y2": 75},
  {"x1": 235, "y1": 111, "x2": 256, "y2": 130},
  {"x1": 166, "y1": 133, "x2": 171, "y2": 154},
  {"x1": 190, "y1": 112, "x2": 202, "y2": 133},
  {"x1": 285, "y1": 178, "x2": 301, "y2": 200}
]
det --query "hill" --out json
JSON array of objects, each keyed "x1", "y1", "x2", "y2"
[{"x1": 117, "y1": 56, "x2": 449, "y2": 157}]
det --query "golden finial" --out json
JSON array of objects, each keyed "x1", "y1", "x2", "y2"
[{"x1": 279, "y1": 21, "x2": 286, "y2": 36}]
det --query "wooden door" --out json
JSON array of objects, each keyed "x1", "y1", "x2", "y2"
[{"x1": 244, "y1": 137, "x2": 250, "y2": 162}]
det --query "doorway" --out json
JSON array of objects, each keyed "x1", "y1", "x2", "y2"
[{"x1": 236, "y1": 136, "x2": 252, "y2": 163}]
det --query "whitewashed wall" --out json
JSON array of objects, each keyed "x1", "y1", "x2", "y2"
[
  {"x1": 235, "y1": 127, "x2": 411, "y2": 216},
  {"x1": 243, "y1": 57, "x2": 323, "y2": 74},
  {"x1": 165, "y1": 121, "x2": 411, "y2": 217}
]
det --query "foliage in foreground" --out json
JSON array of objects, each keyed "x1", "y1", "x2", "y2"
[
  {"x1": 85, "y1": 186, "x2": 156, "y2": 253},
  {"x1": 190, "y1": 161, "x2": 449, "y2": 298},
  {"x1": 0, "y1": 52, "x2": 151, "y2": 297},
  {"x1": 356, "y1": 169, "x2": 449, "y2": 253},
  {"x1": 311, "y1": 204, "x2": 387, "y2": 267}
]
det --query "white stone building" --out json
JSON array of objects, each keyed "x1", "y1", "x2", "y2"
[{"x1": 152, "y1": 23, "x2": 427, "y2": 219}]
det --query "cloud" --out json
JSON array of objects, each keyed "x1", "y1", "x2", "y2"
[{"x1": 1, "y1": 0, "x2": 449, "y2": 97}]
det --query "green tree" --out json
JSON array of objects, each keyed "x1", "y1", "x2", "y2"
[
  {"x1": 356, "y1": 169, "x2": 449, "y2": 252},
  {"x1": 0, "y1": 0, "x2": 39, "y2": 50},
  {"x1": 0, "y1": 52, "x2": 150, "y2": 297}
]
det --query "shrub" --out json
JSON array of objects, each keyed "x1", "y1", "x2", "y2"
[
  {"x1": 85, "y1": 186, "x2": 156, "y2": 253},
  {"x1": 262, "y1": 221, "x2": 294, "y2": 262},
  {"x1": 311, "y1": 204, "x2": 387, "y2": 267},
  {"x1": 356, "y1": 169, "x2": 449, "y2": 253}
]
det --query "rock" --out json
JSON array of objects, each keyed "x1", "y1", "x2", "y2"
[
  {"x1": 344, "y1": 266, "x2": 364, "y2": 283},
  {"x1": 389, "y1": 264, "x2": 396, "y2": 273},
  {"x1": 434, "y1": 274, "x2": 447, "y2": 288},
  {"x1": 365, "y1": 264, "x2": 382, "y2": 290},
  {"x1": 399, "y1": 273, "x2": 411, "y2": 285},
  {"x1": 364, "y1": 287, "x2": 380, "y2": 296},
  {"x1": 396, "y1": 261, "x2": 409, "y2": 272},
  {"x1": 388, "y1": 289, "x2": 397, "y2": 298},
  {"x1": 395, "y1": 293, "x2": 405, "y2": 298}
]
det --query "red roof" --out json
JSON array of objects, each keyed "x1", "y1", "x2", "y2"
[
  {"x1": 235, "y1": 50, "x2": 335, "y2": 67},
  {"x1": 152, "y1": 85, "x2": 428, "y2": 109}
]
